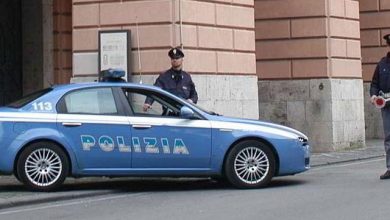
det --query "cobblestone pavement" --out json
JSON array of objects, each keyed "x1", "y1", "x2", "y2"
[{"x1": 0, "y1": 139, "x2": 385, "y2": 209}]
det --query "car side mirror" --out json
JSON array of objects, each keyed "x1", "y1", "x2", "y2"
[{"x1": 180, "y1": 106, "x2": 195, "y2": 119}]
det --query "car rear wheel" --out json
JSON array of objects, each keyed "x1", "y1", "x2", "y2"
[
  {"x1": 225, "y1": 140, "x2": 275, "y2": 189},
  {"x1": 14, "y1": 172, "x2": 22, "y2": 183},
  {"x1": 17, "y1": 142, "x2": 69, "y2": 191}
]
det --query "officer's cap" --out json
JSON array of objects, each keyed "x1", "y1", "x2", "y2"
[
  {"x1": 384, "y1": 34, "x2": 390, "y2": 45},
  {"x1": 168, "y1": 47, "x2": 184, "y2": 59}
]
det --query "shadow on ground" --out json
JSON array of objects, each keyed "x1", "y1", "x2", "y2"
[
  {"x1": 0, "y1": 176, "x2": 309, "y2": 193},
  {"x1": 60, "y1": 176, "x2": 308, "y2": 192}
]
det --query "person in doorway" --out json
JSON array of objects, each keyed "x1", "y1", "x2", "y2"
[
  {"x1": 143, "y1": 47, "x2": 198, "y2": 112},
  {"x1": 370, "y1": 34, "x2": 390, "y2": 180}
]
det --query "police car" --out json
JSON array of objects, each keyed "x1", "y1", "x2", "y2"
[{"x1": 0, "y1": 80, "x2": 310, "y2": 191}]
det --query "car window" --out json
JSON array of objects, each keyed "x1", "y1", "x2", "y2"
[
  {"x1": 7, "y1": 88, "x2": 53, "y2": 108},
  {"x1": 122, "y1": 88, "x2": 183, "y2": 117},
  {"x1": 62, "y1": 88, "x2": 118, "y2": 115}
]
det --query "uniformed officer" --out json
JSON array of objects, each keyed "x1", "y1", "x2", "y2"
[
  {"x1": 143, "y1": 47, "x2": 198, "y2": 112},
  {"x1": 370, "y1": 34, "x2": 390, "y2": 179}
]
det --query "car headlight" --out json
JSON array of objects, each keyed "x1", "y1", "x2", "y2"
[{"x1": 298, "y1": 137, "x2": 307, "y2": 143}]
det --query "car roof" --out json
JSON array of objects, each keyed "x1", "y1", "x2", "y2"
[
  {"x1": 52, "y1": 82, "x2": 161, "y2": 92},
  {"x1": 48, "y1": 82, "x2": 181, "y2": 106}
]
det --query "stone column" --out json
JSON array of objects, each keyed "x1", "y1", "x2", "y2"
[
  {"x1": 256, "y1": 0, "x2": 365, "y2": 152},
  {"x1": 360, "y1": 0, "x2": 390, "y2": 139},
  {"x1": 72, "y1": 0, "x2": 258, "y2": 119}
]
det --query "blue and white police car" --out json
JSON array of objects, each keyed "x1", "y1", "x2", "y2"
[{"x1": 0, "y1": 82, "x2": 310, "y2": 191}]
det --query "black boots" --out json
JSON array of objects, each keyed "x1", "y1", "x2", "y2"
[{"x1": 380, "y1": 170, "x2": 390, "y2": 180}]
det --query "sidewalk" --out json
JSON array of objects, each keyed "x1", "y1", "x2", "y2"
[
  {"x1": 0, "y1": 139, "x2": 385, "y2": 209},
  {"x1": 310, "y1": 139, "x2": 385, "y2": 167}
]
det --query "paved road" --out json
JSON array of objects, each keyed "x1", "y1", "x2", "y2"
[{"x1": 0, "y1": 158, "x2": 388, "y2": 220}]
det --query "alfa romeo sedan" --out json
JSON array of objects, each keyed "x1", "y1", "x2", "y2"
[{"x1": 0, "y1": 82, "x2": 310, "y2": 191}]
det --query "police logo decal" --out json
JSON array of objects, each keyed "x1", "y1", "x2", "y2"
[{"x1": 81, "y1": 135, "x2": 190, "y2": 155}]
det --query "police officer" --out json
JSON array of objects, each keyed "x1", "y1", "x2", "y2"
[
  {"x1": 370, "y1": 34, "x2": 390, "y2": 179},
  {"x1": 143, "y1": 47, "x2": 198, "y2": 112}
]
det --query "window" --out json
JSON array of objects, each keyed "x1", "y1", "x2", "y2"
[
  {"x1": 7, "y1": 88, "x2": 53, "y2": 108},
  {"x1": 61, "y1": 88, "x2": 118, "y2": 115},
  {"x1": 122, "y1": 88, "x2": 183, "y2": 117}
]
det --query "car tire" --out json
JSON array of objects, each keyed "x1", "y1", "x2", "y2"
[
  {"x1": 210, "y1": 175, "x2": 227, "y2": 184},
  {"x1": 225, "y1": 140, "x2": 275, "y2": 189},
  {"x1": 14, "y1": 172, "x2": 22, "y2": 183},
  {"x1": 17, "y1": 142, "x2": 69, "y2": 191}
]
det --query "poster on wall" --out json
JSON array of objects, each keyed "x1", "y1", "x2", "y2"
[{"x1": 98, "y1": 30, "x2": 131, "y2": 81}]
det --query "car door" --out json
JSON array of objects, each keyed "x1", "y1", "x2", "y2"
[
  {"x1": 56, "y1": 87, "x2": 132, "y2": 173},
  {"x1": 119, "y1": 87, "x2": 212, "y2": 169}
]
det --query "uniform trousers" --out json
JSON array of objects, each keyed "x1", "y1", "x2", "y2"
[{"x1": 382, "y1": 108, "x2": 390, "y2": 169}]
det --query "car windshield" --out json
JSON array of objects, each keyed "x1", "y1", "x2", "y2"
[
  {"x1": 184, "y1": 100, "x2": 221, "y2": 116},
  {"x1": 7, "y1": 88, "x2": 53, "y2": 108}
]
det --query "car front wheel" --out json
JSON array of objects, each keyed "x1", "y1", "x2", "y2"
[
  {"x1": 17, "y1": 142, "x2": 69, "y2": 191},
  {"x1": 225, "y1": 140, "x2": 275, "y2": 189}
]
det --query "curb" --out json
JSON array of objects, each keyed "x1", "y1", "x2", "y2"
[{"x1": 311, "y1": 154, "x2": 385, "y2": 168}]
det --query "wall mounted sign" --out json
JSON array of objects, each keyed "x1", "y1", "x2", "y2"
[{"x1": 98, "y1": 30, "x2": 131, "y2": 81}]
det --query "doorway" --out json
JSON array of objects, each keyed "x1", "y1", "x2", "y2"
[
  {"x1": 0, "y1": 0, "x2": 54, "y2": 106},
  {"x1": 0, "y1": 0, "x2": 22, "y2": 106}
]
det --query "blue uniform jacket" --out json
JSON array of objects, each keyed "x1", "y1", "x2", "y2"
[
  {"x1": 146, "y1": 68, "x2": 198, "y2": 104},
  {"x1": 371, "y1": 52, "x2": 390, "y2": 97}
]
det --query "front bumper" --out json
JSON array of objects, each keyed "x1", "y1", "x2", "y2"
[{"x1": 303, "y1": 144, "x2": 311, "y2": 169}]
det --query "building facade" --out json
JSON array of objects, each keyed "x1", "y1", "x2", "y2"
[{"x1": 0, "y1": 0, "x2": 388, "y2": 152}]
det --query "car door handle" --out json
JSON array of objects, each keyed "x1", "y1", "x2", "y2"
[
  {"x1": 62, "y1": 122, "x2": 82, "y2": 127},
  {"x1": 132, "y1": 124, "x2": 152, "y2": 129}
]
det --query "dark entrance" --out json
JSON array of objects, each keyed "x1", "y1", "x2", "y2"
[{"x1": 0, "y1": 0, "x2": 22, "y2": 106}]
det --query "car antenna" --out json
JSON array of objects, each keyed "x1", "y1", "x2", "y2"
[
  {"x1": 136, "y1": 16, "x2": 143, "y2": 84},
  {"x1": 45, "y1": 76, "x2": 53, "y2": 87}
]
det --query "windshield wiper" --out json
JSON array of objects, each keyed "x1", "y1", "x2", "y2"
[{"x1": 210, "y1": 111, "x2": 221, "y2": 116}]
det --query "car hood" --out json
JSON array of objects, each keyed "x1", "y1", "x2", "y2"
[{"x1": 209, "y1": 115, "x2": 308, "y2": 139}]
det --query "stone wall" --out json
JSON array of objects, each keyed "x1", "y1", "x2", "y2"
[
  {"x1": 71, "y1": 0, "x2": 258, "y2": 119},
  {"x1": 255, "y1": 0, "x2": 365, "y2": 152},
  {"x1": 53, "y1": 0, "x2": 72, "y2": 84},
  {"x1": 259, "y1": 79, "x2": 365, "y2": 152},
  {"x1": 72, "y1": 0, "x2": 256, "y2": 76},
  {"x1": 255, "y1": 0, "x2": 361, "y2": 79},
  {"x1": 359, "y1": 0, "x2": 390, "y2": 138}
]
